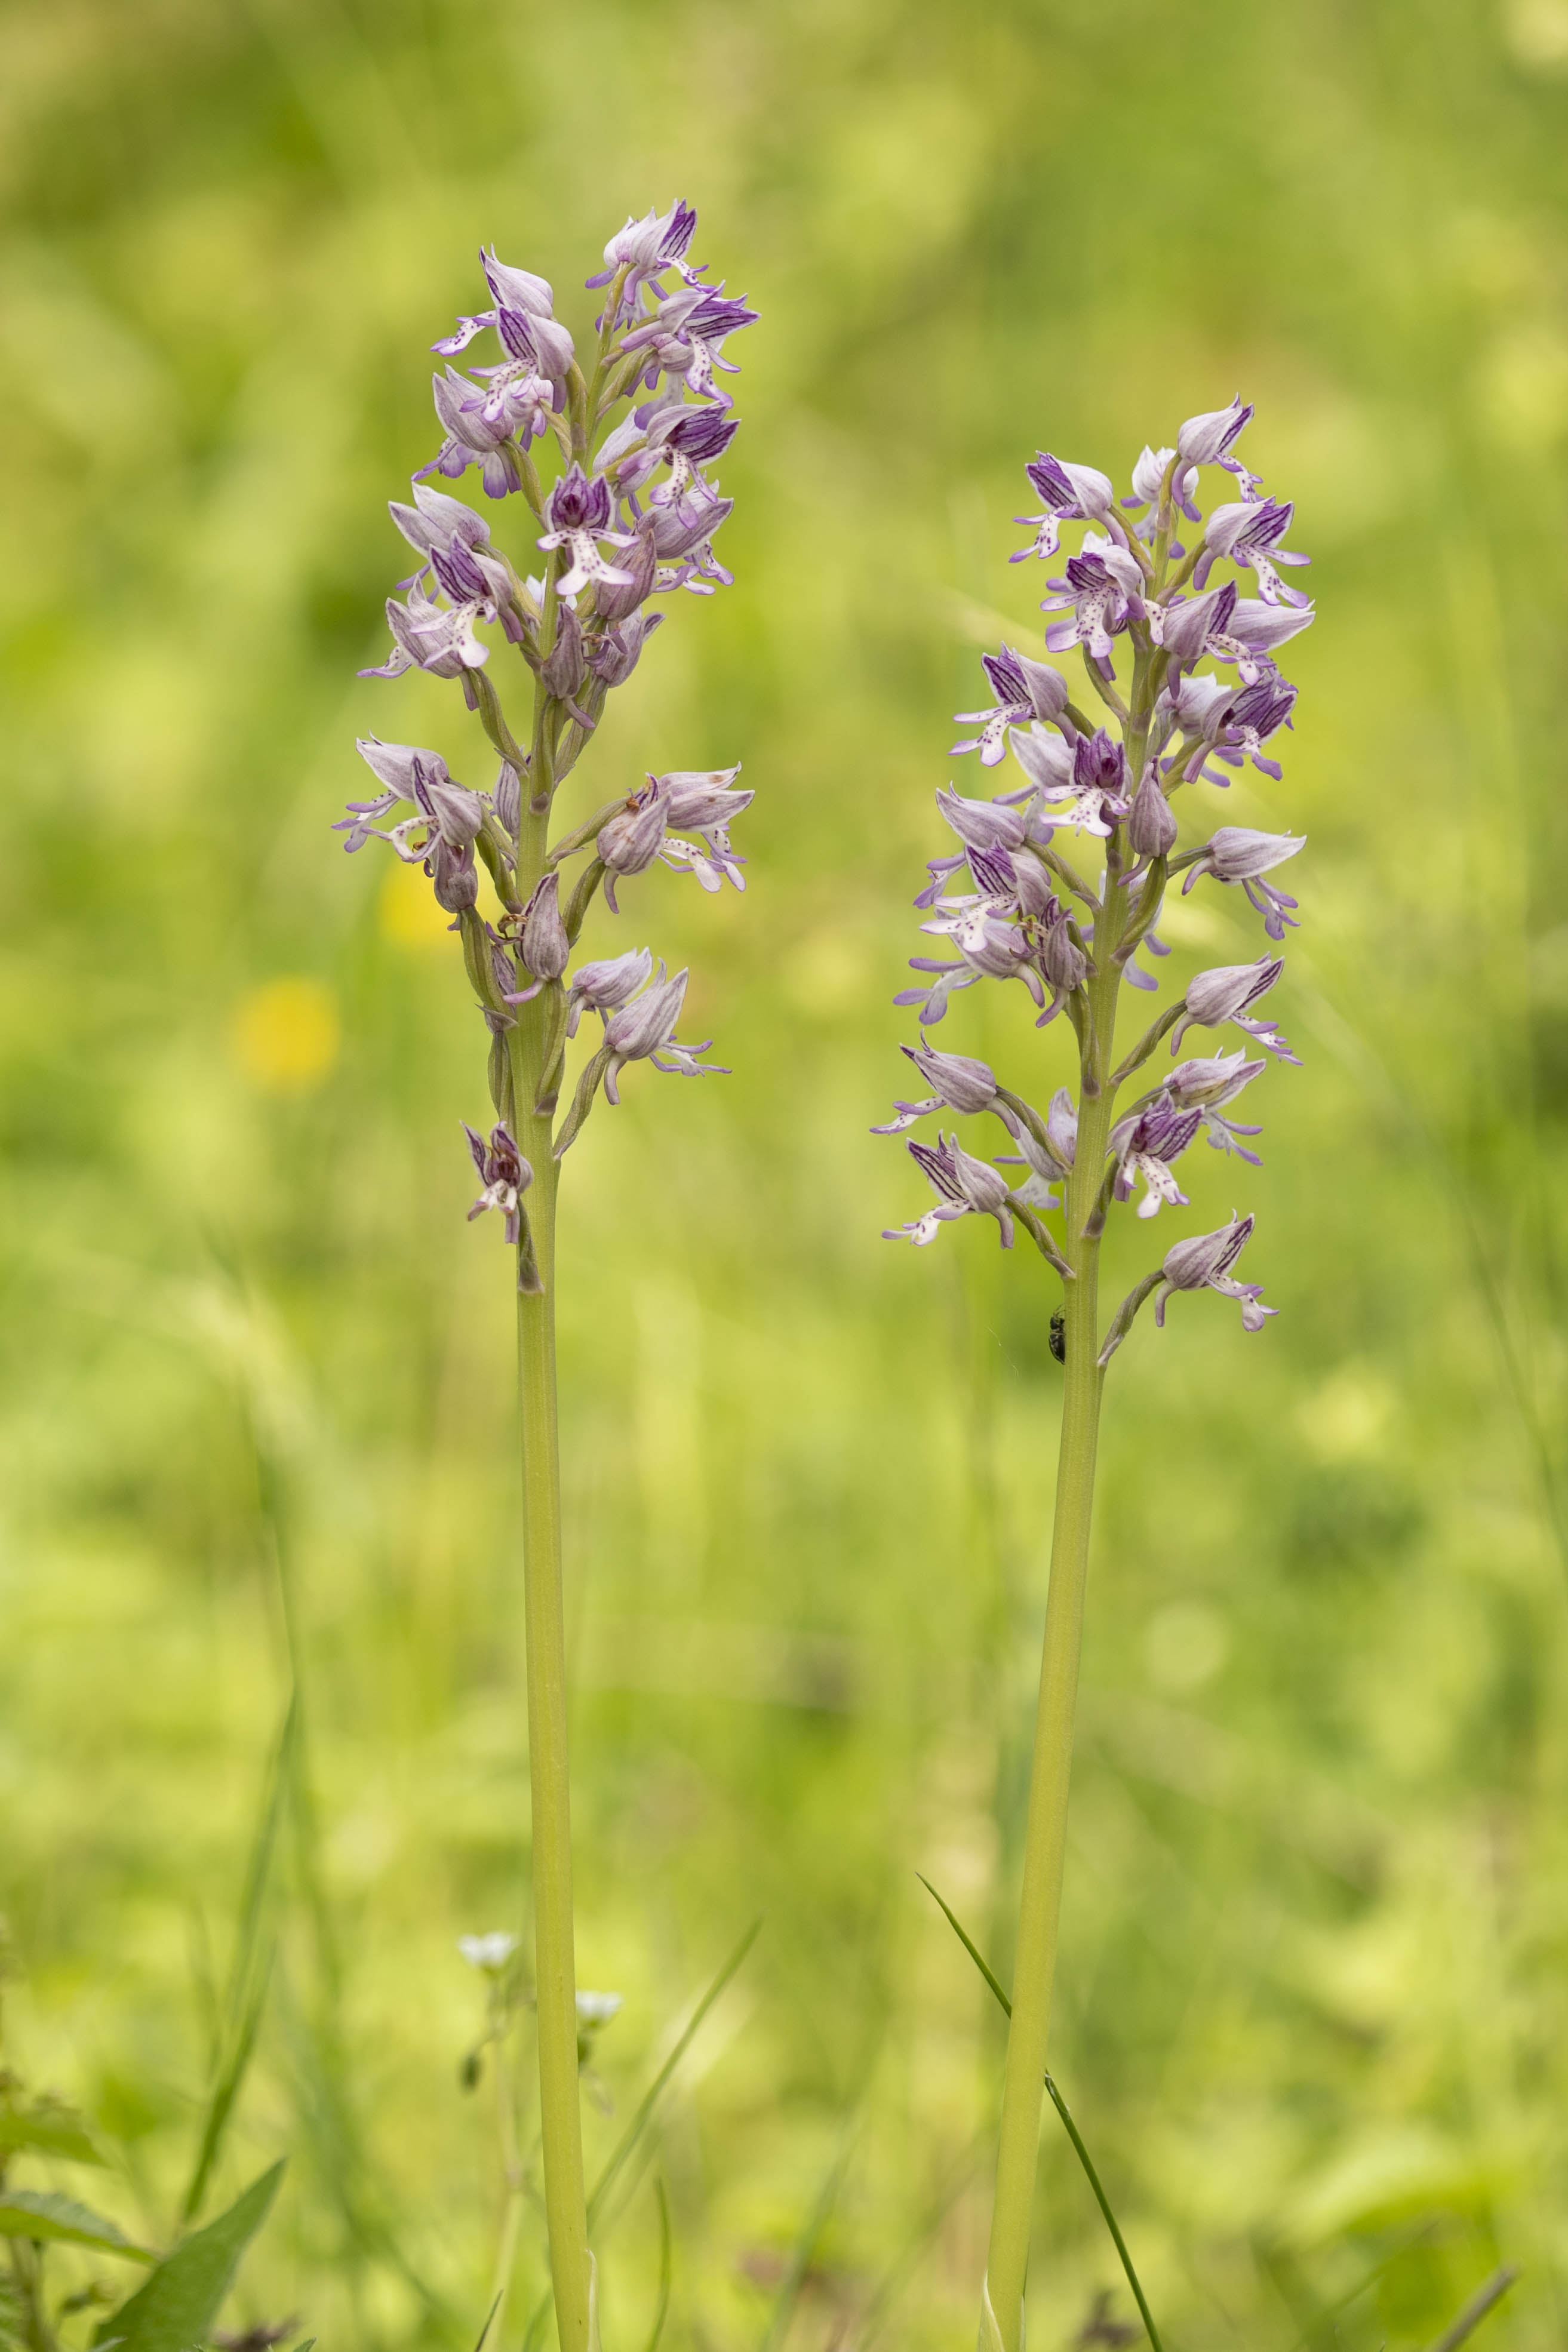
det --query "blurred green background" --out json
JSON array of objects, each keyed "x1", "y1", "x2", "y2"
[{"x1": 3, "y1": 2, "x2": 1568, "y2": 2350}]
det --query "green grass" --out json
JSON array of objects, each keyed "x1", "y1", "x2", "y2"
[{"x1": 2, "y1": 3, "x2": 1567, "y2": 2350}]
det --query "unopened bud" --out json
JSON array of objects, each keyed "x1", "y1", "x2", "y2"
[
  {"x1": 521, "y1": 872, "x2": 570, "y2": 983},
  {"x1": 494, "y1": 761, "x2": 522, "y2": 837},
  {"x1": 542, "y1": 603, "x2": 586, "y2": 700},
  {"x1": 432, "y1": 838, "x2": 478, "y2": 912},
  {"x1": 1040, "y1": 904, "x2": 1086, "y2": 991},
  {"x1": 594, "y1": 515, "x2": 657, "y2": 623},
  {"x1": 1009, "y1": 848, "x2": 1057, "y2": 918},
  {"x1": 1127, "y1": 766, "x2": 1177, "y2": 858}
]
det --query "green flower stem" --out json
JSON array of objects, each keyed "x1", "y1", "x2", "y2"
[
  {"x1": 508, "y1": 800, "x2": 592, "y2": 2352},
  {"x1": 982, "y1": 684, "x2": 1153, "y2": 2352}
]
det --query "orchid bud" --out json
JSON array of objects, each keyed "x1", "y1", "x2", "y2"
[
  {"x1": 1127, "y1": 765, "x2": 1177, "y2": 859},
  {"x1": 594, "y1": 515, "x2": 658, "y2": 622},
  {"x1": 431, "y1": 837, "x2": 479, "y2": 912},
  {"x1": 520, "y1": 874, "x2": 570, "y2": 983},
  {"x1": 542, "y1": 603, "x2": 587, "y2": 700},
  {"x1": 1040, "y1": 904, "x2": 1086, "y2": 992},
  {"x1": 494, "y1": 761, "x2": 522, "y2": 837},
  {"x1": 1009, "y1": 848, "x2": 1057, "y2": 919}
]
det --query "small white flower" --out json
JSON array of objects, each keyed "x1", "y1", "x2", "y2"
[
  {"x1": 575, "y1": 1989, "x2": 624, "y2": 2025},
  {"x1": 459, "y1": 1931, "x2": 519, "y2": 1973}
]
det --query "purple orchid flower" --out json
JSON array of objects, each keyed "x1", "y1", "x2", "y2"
[
  {"x1": 966, "y1": 843, "x2": 1058, "y2": 921},
  {"x1": 1166, "y1": 1049, "x2": 1267, "y2": 1161},
  {"x1": 419, "y1": 365, "x2": 534, "y2": 499},
  {"x1": 1195, "y1": 499, "x2": 1311, "y2": 606},
  {"x1": 1171, "y1": 955, "x2": 1299, "y2": 1063},
  {"x1": 355, "y1": 744, "x2": 484, "y2": 911},
  {"x1": 620, "y1": 285, "x2": 758, "y2": 406},
  {"x1": 1109, "y1": 1096, "x2": 1203, "y2": 1219},
  {"x1": 388, "y1": 482, "x2": 531, "y2": 643},
  {"x1": 1155, "y1": 1214, "x2": 1277, "y2": 1331},
  {"x1": 433, "y1": 249, "x2": 575, "y2": 390},
  {"x1": 334, "y1": 740, "x2": 486, "y2": 916},
  {"x1": 1181, "y1": 826, "x2": 1305, "y2": 939},
  {"x1": 463, "y1": 1120, "x2": 533, "y2": 1244},
  {"x1": 934, "y1": 786, "x2": 1031, "y2": 855},
  {"x1": 1158, "y1": 594, "x2": 1315, "y2": 691},
  {"x1": 1207, "y1": 677, "x2": 1298, "y2": 782},
  {"x1": 906, "y1": 899, "x2": 1049, "y2": 1023},
  {"x1": 1150, "y1": 580, "x2": 1238, "y2": 669},
  {"x1": 1012, "y1": 453, "x2": 1118, "y2": 562},
  {"x1": 1161, "y1": 670, "x2": 1296, "y2": 785},
  {"x1": 588, "y1": 200, "x2": 702, "y2": 322},
  {"x1": 463, "y1": 1119, "x2": 542, "y2": 1293},
  {"x1": 594, "y1": 768, "x2": 751, "y2": 909},
  {"x1": 951, "y1": 647, "x2": 1071, "y2": 765},
  {"x1": 1007, "y1": 724, "x2": 1130, "y2": 840},
  {"x1": 1177, "y1": 396, "x2": 1255, "y2": 471},
  {"x1": 564, "y1": 946, "x2": 655, "y2": 1037},
  {"x1": 872, "y1": 1043, "x2": 1013, "y2": 1137},
  {"x1": 552, "y1": 961, "x2": 729, "y2": 1159},
  {"x1": 1042, "y1": 534, "x2": 1147, "y2": 671},
  {"x1": 600, "y1": 964, "x2": 726, "y2": 1097},
  {"x1": 537, "y1": 466, "x2": 637, "y2": 598},
  {"x1": 1123, "y1": 444, "x2": 1201, "y2": 537},
  {"x1": 883, "y1": 1132, "x2": 1017, "y2": 1249},
  {"x1": 360, "y1": 580, "x2": 490, "y2": 681},
  {"x1": 1065, "y1": 728, "x2": 1133, "y2": 837}
]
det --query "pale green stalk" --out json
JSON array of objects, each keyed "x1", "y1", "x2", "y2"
[
  {"x1": 981, "y1": 604, "x2": 1169, "y2": 2351},
  {"x1": 495, "y1": 266, "x2": 631, "y2": 2352},
  {"x1": 506, "y1": 791, "x2": 590, "y2": 2352}
]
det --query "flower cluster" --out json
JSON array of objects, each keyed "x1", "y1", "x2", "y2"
[
  {"x1": 336, "y1": 204, "x2": 756, "y2": 1283},
  {"x1": 880, "y1": 398, "x2": 1308, "y2": 1353}
]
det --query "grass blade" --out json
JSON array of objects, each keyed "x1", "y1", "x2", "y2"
[
  {"x1": 1042, "y1": 2077, "x2": 1164, "y2": 2352},
  {"x1": 918, "y1": 1876, "x2": 1165, "y2": 2352},
  {"x1": 916, "y1": 1876, "x2": 1011, "y2": 2016},
  {"x1": 1425, "y1": 2267, "x2": 1519, "y2": 2352},
  {"x1": 180, "y1": 1696, "x2": 297, "y2": 2224},
  {"x1": 588, "y1": 1917, "x2": 762, "y2": 2230}
]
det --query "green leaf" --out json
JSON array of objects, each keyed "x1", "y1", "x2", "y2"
[
  {"x1": 0, "y1": 2099, "x2": 106, "y2": 2165},
  {"x1": 92, "y1": 2160, "x2": 284, "y2": 2352},
  {"x1": 0, "y1": 2191, "x2": 152, "y2": 2260}
]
